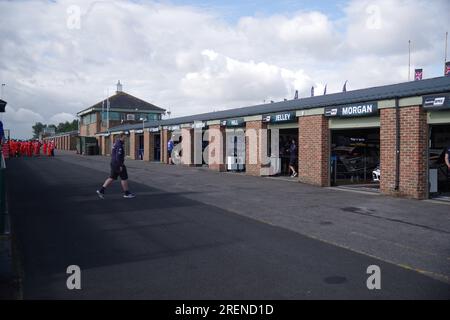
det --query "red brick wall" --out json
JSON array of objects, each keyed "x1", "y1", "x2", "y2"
[
  {"x1": 298, "y1": 115, "x2": 329, "y2": 186},
  {"x1": 245, "y1": 120, "x2": 267, "y2": 176},
  {"x1": 181, "y1": 128, "x2": 195, "y2": 166},
  {"x1": 380, "y1": 106, "x2": 428, "y2": 199},
  {"x1": 129, "y1": 132, "x2": 137, "y2": 159},
  {"x1": 161, "y1": 129, "x2": 170, "y2": 164},
  {"x1": 143, "y1": 131, "x2": 155, "y2": 162},
  {"x1": 208, "y1": 124, "x2": 226, "y2": 172}
]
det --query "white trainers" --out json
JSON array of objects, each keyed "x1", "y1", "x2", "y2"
[
  {"x1": 96, "y1": 190, "x2": 105, "y2": 199},
  {"x1": 123, "y1": 192, "x2": 136, "y2": 199}
]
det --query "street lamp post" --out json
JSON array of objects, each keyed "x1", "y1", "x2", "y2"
[{"x1": 140, "y1": 117, "x2": 146, "y2": 160}]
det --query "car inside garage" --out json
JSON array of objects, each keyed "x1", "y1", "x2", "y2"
[
  {"x1": 330, "y1": 128, "x2": 380, "y2": 188},
  {"x1": 428, "y1": 124, "x2": 450, "y2": 199}
]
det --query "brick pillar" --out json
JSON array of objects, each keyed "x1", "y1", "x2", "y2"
[
  {"x1": 161, "y1": 129, "x2": 170, "y2": 164},
  {"x1": 298, "y1": 115, "x2": 329, "y2": 187},
  {"x1": 380, "y1": 106, "x2": 427, "y2": 199},
  {"x1": 143, "y1": 131, "x2": 155, "y2": 161},
  {"x1": 101, "y1": 136, "x2": 106, "y2": 155},
  {"x1": 181, "y1": 127, "x2": 195, "y2": 166},
  {"x1": 208, "y1": 124, "x2": 226, "y2": 171},
  {"x1": 129, "y1": 132, "x2": 137, "y2": 159},
  {"x1": 245, "y1": 120, "x2": 267, "y2": 176}
]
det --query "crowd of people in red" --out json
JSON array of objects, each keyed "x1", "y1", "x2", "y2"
[{"x1": 3, "y1": 140, "x2": 55, "y2": 159}]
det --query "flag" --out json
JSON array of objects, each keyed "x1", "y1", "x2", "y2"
[
  {"x1": 0, "y1": 99, "x2": 6, "y2": 113},
  {"x1": 446, "y1": 61, "x2": 450, "y2": 77},
  {"x1": 294, "y1": 90, "x2": 298, "y2": 100},
  {"x1": 323, "y1": 84, "x2": 327, "y2": 95},
  {"x1": 343, "y1": 80, "x2": 348, "y2": 92},
  {"x1": 414, "y1": 69, "x2": 423, "y2": 81},
  {"x1": 311, "y1": 86, "x2": 314, "y2": 97}
]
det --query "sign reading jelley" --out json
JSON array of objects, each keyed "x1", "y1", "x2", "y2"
[
  {"x1": 262, "y1": 111, "x2": 296, "y2": 123},
  {"x1": 325, "y1": 102, "x2": 378, "y2": 118},
  {"x1": 423, "y1": 94, "x2": 450, "y2": 110}
]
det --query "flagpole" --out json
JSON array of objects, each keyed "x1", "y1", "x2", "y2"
[
  {"x1": 107, "y1": 88, "x2": 110, "y2": 131},
  {"x1": 408, "y1": 40, "x2": 411, "y2": 81},
  {"x1": 445, "y1": 31, "x2": 448, "y2": 73}
]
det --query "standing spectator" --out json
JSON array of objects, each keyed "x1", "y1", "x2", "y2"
[
  {"x1": 289, "y1": 139, "x2": 298, "y2": 178},
  {"x1": 446, "y1": 145, "x2": 450, "y2": 170},
  {"x1": 168, "y1": 137, "x2": 174, "y2": 165}
]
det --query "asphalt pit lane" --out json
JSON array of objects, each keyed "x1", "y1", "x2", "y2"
[
  {"x1": 341, "y1": 207, "x2": 376, "y2": 215},
  {"x1": 319, "y1": 221, "x2": 333, "y2": 226},
  {"x1": 324, "y1": 276, "x2": 348, "y2": 284}
]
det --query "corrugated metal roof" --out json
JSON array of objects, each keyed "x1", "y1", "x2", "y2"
[{"x1": 104, "y1": 76, "x2": 450, "y2": 133}]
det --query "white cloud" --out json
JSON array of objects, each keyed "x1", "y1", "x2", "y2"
[
  {"x1": 181, "y1": 50, "x2": 313, "y2": 105},
  {"x1": 0, "y1": 0, "x2": 449, "y2": 138},
  {"x1": 4, "y1": 106, "x2": 44, "y2": 123},
  {"x1": 49, "y1": 112, "x2": 76, "y2": 124}
]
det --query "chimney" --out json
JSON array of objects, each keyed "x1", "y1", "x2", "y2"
[{"x1": 116, "y1": 80, "x2": 123, "y2": 93}]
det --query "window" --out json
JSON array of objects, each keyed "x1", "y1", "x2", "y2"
[
  {"x1": 82, "y1": 113, "x2": 97, "y2": 125},
  {"x1": 101, "y1": 112, "x2": 121, "y2": 121}
]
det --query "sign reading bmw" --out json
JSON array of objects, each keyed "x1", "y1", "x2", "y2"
[
  {"x1": 423, "y1": 94, "x2": 450, "y2": 110},
  {"x1": 325, "y1": 102, "x2": 378, "y2": 118},
  {"x1": 262, "y1": 111, "x2": 296, "y2": 123}
]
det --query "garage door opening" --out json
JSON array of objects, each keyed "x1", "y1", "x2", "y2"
[
  {"x1": 202, "y1": 127, "x2": 209, "y2": 166},
  {"x1": 428, "y1": 124, "x2": 450, "y2": 200},
  {"x1": 137, "y1": 133, "x2": 144, "y2": 160},
  {"x1": 153, "y1": 133, "x2": 161, "y2": 162},
  {"x1": 226, "y1": 129, "x2": 246, "y2": 172},
  {"x1": 267, "y1": 128, "x2": 298, "y2": 177},
  {"x1": 330, "y1": 128, "x2": 380, "y2": 189}
]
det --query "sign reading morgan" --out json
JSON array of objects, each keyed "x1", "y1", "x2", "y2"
[
  {"x1": 423, "y1": 94, "x2": 450, "y2": 110},
  {"x1": 325, "y1": 102, "x2": 378, "y2": 118}
]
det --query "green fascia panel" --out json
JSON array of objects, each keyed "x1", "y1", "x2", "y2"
[
  {"x1": 427, "y1": 111, "x2": 450, "y2": 124},
  {"x1": 267, "y1": 123, "x2": 299, "y2": 130},
  {"x1": 329, "y1": 116, "x2": 380, "y2": 129}
]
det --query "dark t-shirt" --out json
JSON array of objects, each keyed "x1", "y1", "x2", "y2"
[
  {"x1": 289, "y1": 143, "x2": 297, "y2": 160},
  {"x1": 111, "y1": 139, "x2": 125, "y2": 168},
  {"x1": 447, "y1": 146, "x2": 450, "y2": 160}
]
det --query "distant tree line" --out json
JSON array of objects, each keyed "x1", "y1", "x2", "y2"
[{"x1": 32, "y1": 119, "x2": 79, "y2": 139}]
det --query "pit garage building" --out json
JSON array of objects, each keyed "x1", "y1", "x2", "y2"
[{"x1": 97, "y1": 76, "x2": 450, "y2": 201}]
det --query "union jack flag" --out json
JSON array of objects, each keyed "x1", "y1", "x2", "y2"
[{"x1": 414, "y1": 69, "x2": 423, "y2": 81}]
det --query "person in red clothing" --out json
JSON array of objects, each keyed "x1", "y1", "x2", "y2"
[
  {"x1": 9, "y1": 140, "x2": 16, "y2": 157},
  {"x1": 21, "y1": 141, "x2": 27, "y2": 157},
  {"x1": 43, "y1": 142, "x2": 47, "y2": 155},
  {"x1": 28, "y1": 141, "x2": 33, "y2": 157},
  {"x1": 33, "y1": 140, "x2": 41, "y2": 156},
  {"x1": 47, "y1": 141, "x2": 54, "y2": 157}
]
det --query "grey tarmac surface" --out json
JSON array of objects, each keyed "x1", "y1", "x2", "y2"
[{"x1": 5, "y1": 153, "x2": 450, "y2": 299}]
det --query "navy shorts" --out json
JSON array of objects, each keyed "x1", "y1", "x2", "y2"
[{"x1": 110, "y1": 164, "x2": 128, "y2": 180}]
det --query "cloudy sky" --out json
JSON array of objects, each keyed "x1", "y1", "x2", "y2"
[{"x1": 0, "y1": 0, "x2": 449, "y2": 139}]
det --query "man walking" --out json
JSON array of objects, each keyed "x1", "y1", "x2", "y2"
[{"x1": 96, "y1": 133, "x2": 135, "y2": 199}]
